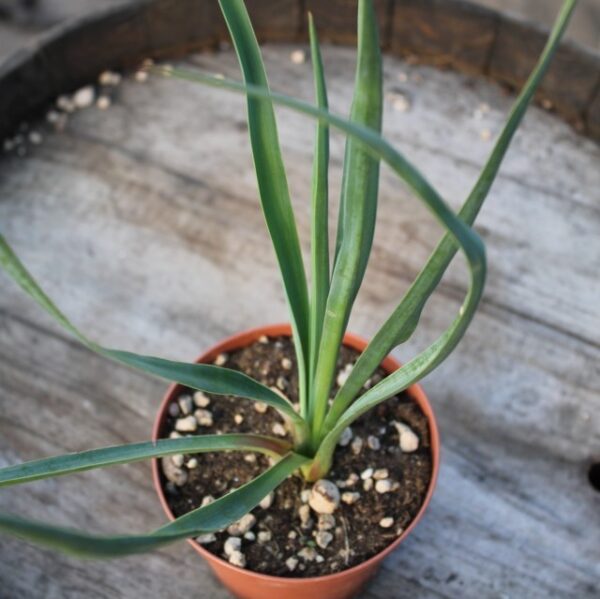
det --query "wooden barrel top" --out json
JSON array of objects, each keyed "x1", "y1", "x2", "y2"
[
  {"x1": 0, "y1": 2, "x2": 599, "y2": 598},
  {"x1": 0, "y1": 0, "x2": 599, "y2": 142}
]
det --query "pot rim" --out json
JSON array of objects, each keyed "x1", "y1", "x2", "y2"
[{"x1": 151, "y1": 323, "x2": 440, "y2": 584}]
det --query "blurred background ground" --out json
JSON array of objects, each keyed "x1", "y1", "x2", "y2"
[{"x1": 0, "y1": 0, "x2": 599, "y2": 63}]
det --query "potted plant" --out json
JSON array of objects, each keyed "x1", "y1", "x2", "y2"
[{"x1": 0, "y1": 0, "x2": 576, "y2": 598}]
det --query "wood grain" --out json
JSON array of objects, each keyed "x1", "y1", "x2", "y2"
[
  {"x1": 489, "y1": 16, "x2": 600, "y2": 127},
  {"x1": 390, "y1": 0, "x2": 499, "y2": 73},
  {"x1": 0, "y1": 44, "x2": 598, "y2": 598},
  {"x1": 1, "y1": 0, "x2": 599, "y2": 142}
]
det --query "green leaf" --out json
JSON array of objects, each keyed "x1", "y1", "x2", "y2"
[
  {"x1": 153, "y1": 67, "x2": 485, "y2": 478},
  {"x1": 218, "y1": 0, "x2": 310, "y2": 414},
  {"x1": 323, "y1": 0, "x2": 579, "y2": 431},
  {"x1": 309, "y1": 0, "x2": 383, "y2": 446},
  {"x1": 0, "y1": 452, "x2": 308, "y2": 557},
  {"x1": 0, "y1": 434, "x2": 291, "y2": 487},
  {"x1": 307, "y1": 13, "x2": 330, "y2": 393},
  {"x1": 0, "y1": 235, "x2": 309, "y2": 444}
]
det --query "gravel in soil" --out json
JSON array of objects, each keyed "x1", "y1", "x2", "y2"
[{"x1": 159, "y1": 335, "x2": 432, "y2": 577}]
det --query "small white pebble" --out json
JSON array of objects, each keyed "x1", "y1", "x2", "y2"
[
  {"x1": 367, "y1": 435, "x2": 381, "y2": 450},
  {"x1": 201, "y1": 495, "x2": 215, "y2": 507},
  {"x1": 379, "y1": 517, "x2": 394, "y2": 529},
  {"x1": 393, "y1": 421, "x2": 419, "y2": 452},
  {"x1": 272, "y1": 422, "x2": 287, "y2": 437},
  {"x1": 259, "y1": 492, "x2": 274, "y2": 510},
  {"x1": 316, "y1": 555, "x2": 325, "y2": 563},
  {"x1": 194, "y1": 409, "x2": 213, "y2": 427},
  {"x1": 341, "y1": 492, "x2": 360, "y2": 505},
  {"x1": 360, "y1": 468, "x2": 374, "y2": 481},
  {"x1": 338, "y1": 427, "x2": 353, "y2": 447},
  {"x1": 345, "y1": 473, "x2": 359, "y2": 486},
  {"x1": 56, "y1": 95, "x2": 76, "y2": 113},
  {"x1": 298, "y1": 504, "x2": 312, "y2": 525},
  {"x1": 541, "y1": 98, "x2": 554, "y2": 110},
  {"x1": 363, "y1": 478, "x2": 374, "y2": 491},
  {"x1": 161, "y1": 457, "x2": 187, "y2": 485},
  {"x1": 309, "y1": 480, "x2": 340, "y2": 514},
  {"x1": 186, "y1": 457, "x2": 198, "y2": 469},
  {"x1": 175, "y1": 415, "x2": 197, "y2": 432},
  {"x1": 244, "y1": 531, "x2": 256, "y2": 542},
  {"x1": 298, "y1": 547, "x2": 320, "y2": 561},
  {"x1": 351, "y1": 436, "x2": 363, "y2": 455},
  {"x1": 375, "y1": 479, "x2": 393, "y2": 494},
  {"x1": 214, "y1": 353, "x2": 228, "y2": 366},
  {"x1": 373, "y1": 468, "x2": 389, "y2": 480},
  {"x1": 301, "y1": 489, "x2": 311, "y2": 503},
  {"x1": 288, "y1": 530, "x2": 298, "y2": 539},
  {"x1": 171, "y1": 454, "x2": 184, "y2": 467},
  {"x1": 258, "y1": 335, "x2": 269, "y2": 344},
  {"x1": 336, "y1": 363, "x2": 353, "y2": 387},
  {"x1": 196, "y1": 533, "x2": 216, "y2": 544},
  {"x1": 178, "y1": 395, "x2": 193, "y2": 415},
  {"x1": 228, "y1": 550, "x2": 246, "y2": 568},
  {"x1": 99, "y1": 70, "x2": 121, "y2": 86},
  {"x1": 257, "y1": 530, "x2": 272, "y2": 543},
  {"x1": 134, "y1": 70, "x2": 149, "y2": 83},
  {"x1": 193, "y1": 391, "x2": 211, "y2": 407},
  {"x1": 73, "y1": 86, "x2": 95, "y2": 109},
  {"x1": 480, "y1": 128, "x2": 492, "y2": 141},
  {"x1": 223, "y1": 537, "x2": 242, "y2": 556},
  {"x1": 96, "y1": 95, "x2": 111, "y2": 110},
  {"x1": 169, "y1": 431, "x2": 181, "y2": 439},
  {"x1": 315, "y1": 530, "x2": 333, "y2": 549},
  {"x1": 46, "y1": 110, "x2": 60, "y2": 124},
  {"x1": 228, "y1": 513, "x2": 256, "y2": 536},
  {"x1": 276, "y1": 376, "x2": 287, "y2": 390},
  {"x1": 317, "y1": 514, "x2": 335, "y2": 530},
  {"x1": 28, "y1": 131, "x2": 42, "y2": 145},
  {"x1": 392, "y1": 94, "x2": 411, "y2": 112},
  {"x1": 234, "y1": 413, "x2": 244, "y2": 425},
  {"x1": 290, "y1": 49, "x2": 306, "y2": 64},
  {"x1": 244, "y1": 453, "x2": 257, "y2": 463},
  {"x1": 286, "y1": 556, "x2": 299, "y2": 571},
  {"x1": 281, "y1": 357, "x2": 292, "y2": 370},
  {"x1": 168, "y1": 403, "x2": 180, "y2": 417},
  {"x1": 254, "y1": 401, "x2": 268, "y2": 414}
]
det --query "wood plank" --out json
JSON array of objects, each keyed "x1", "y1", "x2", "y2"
[
  {"x1": 389, "y1": 0, "x2": 499, "y2": 74},
  {"x1": 303, "y1": 0, "x2": 391, "y2": 46},
  {"x1": 489, "y1": 13, "x2": 600, "y2": 127},
  {"x1": 0, "y1": 44, "x2": 598, "y2": 598}
]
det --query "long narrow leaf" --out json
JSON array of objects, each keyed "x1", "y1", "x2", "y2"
[
  {"x1": 307, "y1": 13, "x2": 330, "y2": 394},
  {"x1": 309, "y1": 0, "x2": 383, "y2": 446},
  {"x1": 0, "y1": 452, "x2": 308, "y2": 557},
  {"x1": 0, "y1": 434, "x2": 291, "y2": 487},
  {"x1": 154, "y1": 65, "x2": 486, "y2": 469},
  {"x1": 218, "y1": 0, "x2": 310, "y2": 414},
  {"x1": 0, "y1": 236, "x2": 309, "y2": 442},
  {"x1": 323, "y1": 0, "x2": 578, "y2": 431}
]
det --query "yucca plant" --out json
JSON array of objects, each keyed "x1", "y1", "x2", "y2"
[{"x1": 0, "y1": 0, "x2": 576, "y2": 559}]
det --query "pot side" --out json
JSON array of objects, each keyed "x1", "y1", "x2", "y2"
[{"x1": 152, "y1": 323, "x2": 440, "y2": 599}]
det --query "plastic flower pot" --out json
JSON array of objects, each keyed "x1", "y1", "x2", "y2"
[{"x1": 152, "y1": 324, "x2": 440, "y2": 599}]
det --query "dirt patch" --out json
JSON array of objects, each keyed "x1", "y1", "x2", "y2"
[{"x1": 159, "y1": 335, "x2": 432, "y2": 577}]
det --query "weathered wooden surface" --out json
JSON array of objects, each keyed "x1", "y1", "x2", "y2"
[
  {"x1": 1, "y1": 0, "x2": 599, "y2": 143},
  {"x1": 0, "y1": 44, "x2": 599, "y2": 598}
]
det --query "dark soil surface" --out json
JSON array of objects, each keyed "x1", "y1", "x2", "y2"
[{"x1": 159, "y1": 335, "x2": 432, "y2": 577}]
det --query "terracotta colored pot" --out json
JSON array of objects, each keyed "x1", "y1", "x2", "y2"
[{"x1": 152, "y1": 324, "x2": 440, "y2": 599}]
